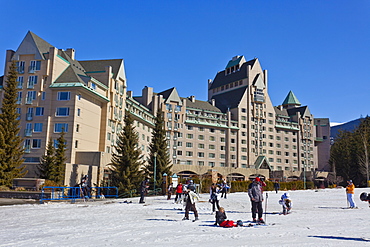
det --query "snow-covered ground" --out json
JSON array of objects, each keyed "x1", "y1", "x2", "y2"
[{"x1": 1, "y1": 188, "x2": 370, "y2": 247}]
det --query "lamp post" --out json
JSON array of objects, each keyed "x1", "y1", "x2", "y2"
[{"x1": 154, "y1": 152, "x2": 157, "y2": 195}]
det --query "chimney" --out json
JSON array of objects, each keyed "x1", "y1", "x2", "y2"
[
  {"x1": 66, "y1": 48, "x2": 75, "y2": 60},
  {"x1": 127, "y1": 91, "x2": 133, "y2": 98},
  {"x1": 211, "y1": 99, "x2": 215, "y2": 106},
  {"x1": 190, "y1": 95, "x2": 195, "y2": 103}
]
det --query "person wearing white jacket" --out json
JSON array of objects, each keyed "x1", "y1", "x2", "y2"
[{"x1": 183, "y1": 189, "x2": 200, "y2": 221}]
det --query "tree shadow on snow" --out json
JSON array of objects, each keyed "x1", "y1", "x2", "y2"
[{"x1": 308, "y1": 235, "x2": 370, "y2": 242}]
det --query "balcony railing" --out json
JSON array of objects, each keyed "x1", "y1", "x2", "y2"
[
  {"x1": 24, "y1": 129, "x2": 32, "y2": 137},
  {"x1": 26, "y1": 113, "x2": 33, "y2": 121}
]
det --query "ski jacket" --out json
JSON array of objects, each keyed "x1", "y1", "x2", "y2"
[
  {"x1": 248, "y1": 181, "x2": 264, "y2": 202},
  {"x1": 176, "y1": 184, "x2": 183, "y2": 194},
  {"x1": 187, "y1": 191, "x2": 200, "y2": 204},
  {"x1": 215, "y1": 211, "x2": 227, "y2": 225},
  {"x1": 346, "y1": 183, "x2": 355, "y2": 194},
  {"x1": 210, "y1": 186, "x2": 220, "y2": 200}
]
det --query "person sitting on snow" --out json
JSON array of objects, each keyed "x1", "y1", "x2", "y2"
[
  {"x1": 214, "y1": 207, "x2": 243, "y2": 227},
  {"x1": 279, "y1": 192, "x2": 292, "y2": 215}
]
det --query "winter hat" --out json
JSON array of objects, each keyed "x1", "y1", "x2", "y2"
[
  {"x1": 348, "y1": 180, "x2": 353, "y2": 183},
  {"x1": 255, "y1": 177, "x2": 260, "y2": 182}
]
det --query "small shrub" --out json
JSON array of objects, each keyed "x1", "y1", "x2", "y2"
[{"x1": 0, "y1": 185, "x2": 10, "y2": 191}]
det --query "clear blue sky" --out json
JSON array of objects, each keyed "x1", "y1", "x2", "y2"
[{"x1": 1, "y1": 0, "x2": 369, "y2": 123}]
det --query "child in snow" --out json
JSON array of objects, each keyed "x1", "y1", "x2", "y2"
[
  {"x1": 182, "y1": 187, "x2": 200, "y2": 221},
  {"x1": 279, "y1": 192, "x2": 292, "y2": 215},
  {"x1": 214, "y1": 207, "x2": 243, "y2": 227}
]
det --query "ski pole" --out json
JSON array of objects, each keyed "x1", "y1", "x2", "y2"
[{"x1": 264, "y1": 192, "x2": 268, "y2": 223}]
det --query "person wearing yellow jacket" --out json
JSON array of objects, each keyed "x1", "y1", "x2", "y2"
[{"x1": 346, "y1": 180, "x2": 357, "y2": 208}]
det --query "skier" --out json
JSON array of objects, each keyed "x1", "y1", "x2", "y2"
[
  {"x1": 274, "y1": 180, "x2": 280, "y2": 194},
  {"x1": 360, "y1": 192, "x2": 370, "y2": 207},
  {"x1": 220, "y1": 180, "x2": 229, "y2": 199},
  {"x1": 139, "y1": 178, "x2": 149, "y2": 204},
  {"x1": 279, "y1": 192, "x2": 292, "y2": 215},
  {"x1": 182, "y1": 186, "x2": 200, "y2": 221},
  {"x1": 174, "y1": 182, "x2": 183, "y2": 204},
  {"x1": 186, "y1": 180, "x2": 196, "y2": 192},
  {"x1": 81, "y1": 175, "x2": 90, "y2": 198},
  {"x1": 167, "y1": 183, "x2": 173, "y2": 200},
  {"x1": 346, "y1": 180, "x2": 356, "y2": 208},
  {"x1": 248, "y1": 177, "x2": 266, "y2": 223},
  {"x1": 210, "y1": 183, "x2": 221, "y2": 213}
]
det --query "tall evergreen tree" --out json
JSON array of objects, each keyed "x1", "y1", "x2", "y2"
[
  {"x1": 145, "y1": 110, "x2": 172, "y2": 190},
  {"x1": 330, "y1": 116, "x2": 370, "y2": 186},
  {"x1": 0, "y1": 61, "x2": 26, "y2": 187},
  {"x1": 37, "y1": 138, "x2": 56, "y2": 180},
  {"x1": 111, "y1": 113, "x2": 144, "y2": 195},
  {"x1": 53, "y1": 130, "x2": 67, "y2": 185}
]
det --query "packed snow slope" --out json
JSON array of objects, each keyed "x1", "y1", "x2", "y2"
[{"x1": 1, "y1": 188, "x2": 370, "y2": 247}]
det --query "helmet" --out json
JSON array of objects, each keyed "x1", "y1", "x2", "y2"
[
  {"x1": 189, "y1": 180, "x2": 193, "y2": 184},
  {"x1": 283, "y1": 193, "x2": 290, "y2": 199},
  {"x1": 360, "y1": 192, "x2": 368, "y2": 201}
]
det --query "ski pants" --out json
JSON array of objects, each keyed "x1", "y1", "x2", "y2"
[
  {"x1": 221, "y1": 188, "x2": 227, "y2": 198},
  {"x1": 251, "y1": 200, "x2": 263, "y2": 219},
  {"x1": 347, "y1": 193, "x2": 356, "y2": 208},
  {"x1": 185, "y1": 200, "x2": 198, "y2": 219},
  {"x1": 212, "y1": 199, "x2": 220, "y2": 212}
]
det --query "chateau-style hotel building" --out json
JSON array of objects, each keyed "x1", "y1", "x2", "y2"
[{"x1": 0, "y1": 32, "x2": 331, "y2": 186}]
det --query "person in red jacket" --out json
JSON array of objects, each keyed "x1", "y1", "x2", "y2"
[{"x1": 174, "y1": 183, "x2": 183, "y2": 203}]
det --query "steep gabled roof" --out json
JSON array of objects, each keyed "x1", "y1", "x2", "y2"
[
  {"x1": 282, "y1": 91, "x2": 301, "y2": 106},
  {"x1": 79, "y1": 59, "x2": 125, "y2": 82},
  {"x1": 209, "y1": 59, "x2": 256, "y2": 90},
  {"x1": 12, "y1": 31, "x2": 53, "y2": 60},
  {"x1": 158, "y1": 87, "x2": 182, "y2": 105},
  {"x1": 211, "y1": 86, "x2": 248, "y2": 113},
  {"x1": 183, "y1": 97, "x2": 221, "y2": 112},
  {"x1": 287, "y1": 106, "x2": 311, "y2": 118},
  {"x1": 274, "y1": 106, "x2": 289, "y2": 116}
]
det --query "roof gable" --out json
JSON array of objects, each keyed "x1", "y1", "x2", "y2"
[
  {"x1": 12, "y1": 31, "x2": 53, "y2": 61},
  {"x1": 158, "y1": 87, "x2": 182, "y2": 105},
  {"x1": 252, "y1": 73, "x2": 265, "y2": 89},
  {"x1": 254, "y1": 156, "x2": 273, "y2": 170}
]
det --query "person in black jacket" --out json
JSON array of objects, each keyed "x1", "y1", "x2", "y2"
[
  {"x1": 214, "y1": 207, "x2": 227, "y2": 225},
  {"x1": 139, "y1": 178, "x2": 149, "y2": 203}
]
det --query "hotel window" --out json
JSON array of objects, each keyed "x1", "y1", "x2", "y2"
[
  {"x1": 34, "y1": 123, "x2": 43, "y2": 132},
  {"x1": 29, "y1": 60, "x2": 41, "y2": 71},
  {"x1": 54, "y1": 123, "x2": 68, "y2": 133},
  {"x1": 220, "y1": 137, "x2": 225, "y2": 142},
  {"x1": 187, "y1": 126, "x2": 193, "y2": 130},
  {"x1": 209, "y1": 153, "x2": 215, "y2": 158},
  {"x1": 186, "y1": 160, "x2": 193, "y2": 165},
  {"x1": 220, "y1": 146, "x2": 225, "y2": 150},
  {"x1": 242, "y1": 147, "x2": 247, "y2": 152},
  {"x1": 57, "y1": 92, "x2": 70, "y2": 101},
  {"x1": 198, "y1": 152, "x2": 204, "y2": 158},
  {"x1": 42, "y1": 92, "x2": 46, "y2": 100},
  {"x1": 17, "y1": 76, "x2": 24, "y2": 89},
  {"x1": 209, "y1": 136, "x2": 215, "y2": 141},
  {"x1": 76, "y1": 124, "x2": 79, "y2": 132},
  {"x1": 75, "y1": 140, "x2": 78, "y2": 148},
  {"x1": 177, "y1": 150, "x2": 182, "y2": 155},
  {"x1": 220, "y1": 154, "x2": 225, "y2": 159},
  {"x1": 198, "y1": 161, "x2": 204, "y2": 166},
  {"x1": 16, "y1": 61, "x2": 25, "y2": 73},
  {"x1": 32, "y1": 139, "x2": 41, "y2": 149},
  {"x1": 186, "y1": 151, "x2": 193, "y2": 157},
  {"x1": 56, "y1": 107, "x2": 70, "y2": 116},
  {"x1": 186, "y1": 142, "x2": 193, "y2": 148},
  {"x1": 35, "y1": 107, "x2": 44, "y2": 116},
  {"x1": 198, "y1": 143, "x2": 204, "y2": 149},
  {"x1": 209, "y1": 162, "x2": 215, "y2": 167},
  {"x1": 198, "y1": 135, "x2": 204, "y2": 140},
  {"x1": 28, "y1": 75, "x2": 38, "y2": 88},
  {"x1": 186, "y1": 134, "x2": 193, "y2": 139},
  {"x1": 209, "y1": 144, "x2": 215, "y2": 149}
]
